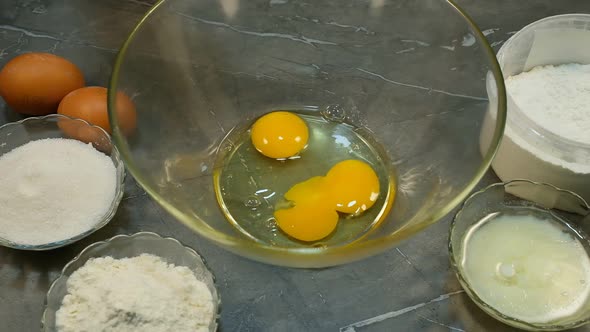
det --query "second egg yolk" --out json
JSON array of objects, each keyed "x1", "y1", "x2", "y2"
[
  {"x1": 325, "y1": 159, "x2": 380, "y2": 214},
  {"x1": 251, "y1": 111, "x2": 309, "y2": 159},
  {"x1": 274, "y1": 160, "x2": 381, "y2": 242}
]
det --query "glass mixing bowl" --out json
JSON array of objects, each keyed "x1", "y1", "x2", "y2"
[{"x1": 108, "y1": 0, "x2": 506, "y2": 267}]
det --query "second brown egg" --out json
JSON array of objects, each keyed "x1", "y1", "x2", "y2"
[{"x1": 58, "y1": 86, "x2": 137, "y2": 136}]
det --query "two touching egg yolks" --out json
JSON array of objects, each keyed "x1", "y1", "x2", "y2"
[
  {"x1": 274, "y1": 160, "x2": 380, "y2": 242},
  {"x1": 251, "y1": 111, "x2": 309, "y2": 159}
]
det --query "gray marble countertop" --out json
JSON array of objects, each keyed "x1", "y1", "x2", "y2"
[{"x1": 1, "y1": 1, "x2": 589, "y2": 331}]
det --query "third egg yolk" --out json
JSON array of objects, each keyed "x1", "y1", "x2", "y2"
[
  {"x1": 251, "y1": 111, "x2": 309, "y2": 159},
  {"x1": 275, "y1": 203, "x2": 338, "y2": 242},
  {"x1": 274, "y1": 176, "x2": 338, "y2": 242},
  {"x1": 284, "y1": 176, "x2": 328, "y2": 204},
  {"x1": 325, "y1": 159, "x2": 380, "y2": 214}
]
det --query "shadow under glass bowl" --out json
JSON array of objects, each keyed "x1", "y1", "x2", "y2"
[
  {"x1": 108, "y1": 0, "x2": 506, "y2": 267},
  {"x1": 0, "y1": 114, "x2": 125, "y2": 250},
  {"x1": 41, "y1": 232, "x2": 220, "y2": 332},
  {"x1": 449, "y1": 179, "x2": 590, "y2": 331}
]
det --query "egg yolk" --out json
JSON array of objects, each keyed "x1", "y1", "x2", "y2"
[
  {"x1": 284, "y1": 176, "x2": 328, "y2": 204},
  {"x1": 251, "y1": 111, "x2": 309, "y2": 159},
  {"x1": 274, "y1": 159, "x2": 380, "y2": 242},
  {"x1": 275, "y1": 203, "x2": 339, "y2": 242},
  {"x1": 325, "y1": 159, "x2": 380, "y2": 214},
  {"x1": 274, "y1": 176, "x2": 338, "y2": 242}
]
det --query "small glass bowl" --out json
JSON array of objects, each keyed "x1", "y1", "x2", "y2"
[
  {"x1": 41, "y1": 232, "x2": 220, "y2": 332},
  {"x1": 449, "y1": 179, "x2": 590, "y2": 331},
  {"x1": 0, "y1": 114, "x2": 125, "y2": 250}
]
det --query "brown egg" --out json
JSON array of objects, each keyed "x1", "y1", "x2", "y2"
[
  {"x1": 57, "y1": 117, "x2": 113, "y2": 154},
  {"x1": 0, "y1": 53, "x2": 85, "y2": 115},
  {"x1": 58, "y1": 86, "x2": 137, "y2": 136}
]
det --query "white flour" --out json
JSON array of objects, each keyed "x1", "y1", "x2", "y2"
[
  {"x1": 56, "y1": 254, "x2": 215, "y2": 332},
  {"x1": 481, "y1": 64, "x2": 590, "y2": 201},
  {"x1": 505, "y1": 64, "x2": 590, "y2": 144},
  {"x1": 0, "y1": 138, "x2": 116, "y2": 245}
]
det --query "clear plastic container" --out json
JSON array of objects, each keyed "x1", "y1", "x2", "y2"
[{"x1": 481, "y1": 14, "x2": 590, "y2": 202}]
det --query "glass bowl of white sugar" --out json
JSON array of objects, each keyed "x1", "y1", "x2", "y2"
[
  {"x1": 450, "y1": 180, "x2": 590, "y2": 331},
  {"x1": 41, "y1": 232, "x2": 220, "y2": 332},
  {"x1": 0, "y1": 114, "x2": 125, "y2": 250},
  {"x1": 480, "y1": 14, "x2": 590, "y2": 202}
]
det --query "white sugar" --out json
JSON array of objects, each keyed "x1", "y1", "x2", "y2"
[{"x1": 0, "y1": 138, "x2": 117, "y2": 245}]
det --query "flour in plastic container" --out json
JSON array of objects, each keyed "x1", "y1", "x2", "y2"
[
  {"x1": 481, "y1": 63, "x2": 590, "y2": 202},
  {"x1": 505, "y1": 63, "x2": 590, "y2": 144}
]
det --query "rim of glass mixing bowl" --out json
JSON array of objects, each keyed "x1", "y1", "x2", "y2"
[
  {"x1": 108, "y1": 0, "x2": 507, "y2": 264},
  {"x1": 448, "y1": 179, "x2": 590, "y2": 330}
]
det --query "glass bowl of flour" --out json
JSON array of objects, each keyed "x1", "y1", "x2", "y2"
[
  {"x1": 480, "y1": 14, "x2": 590, "y2": 202},
  {"x1": 0, "y1": 114, "x2": 125, "y2": 250},
  {"x1": 41, "y1": 232, "x2": 220, "y2": 332}
]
